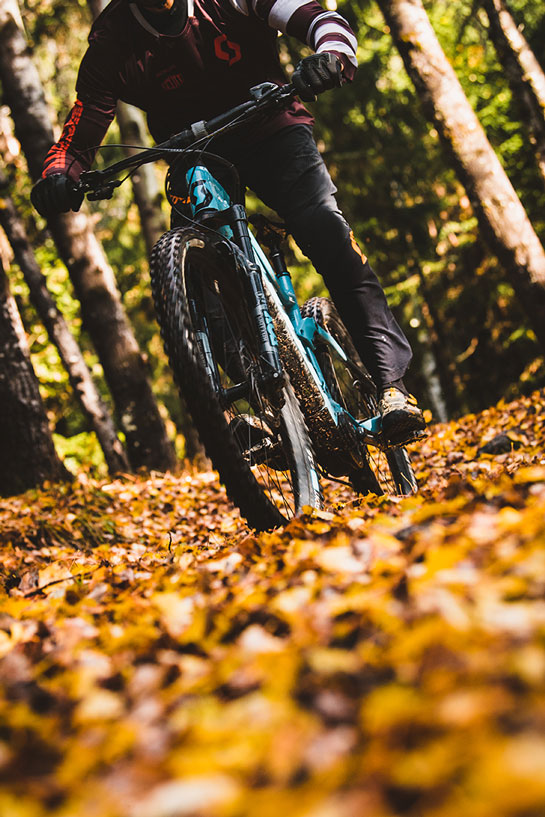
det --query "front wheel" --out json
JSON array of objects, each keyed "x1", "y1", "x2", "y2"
[
  {"x1": 150, "y1": 227, "x2": 322, "y2": 529},
  {"x1": 301, "y1": 297, "x2": 417, "y2": 497}
]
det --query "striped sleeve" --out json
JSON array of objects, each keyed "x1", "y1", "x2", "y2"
[
  {"x1": 306, "y1": 10, "x2": 358, "y2": 74},
  {"x1": 42, "y1": 100, "x2": 114, "y2": 180},
  {"x1": 232, "y1": 0, "x2": 358, "y2": 80}
]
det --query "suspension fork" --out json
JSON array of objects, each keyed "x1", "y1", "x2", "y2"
[{"x1": 187, "y1": 165, "x2": 285, "y2": 399}]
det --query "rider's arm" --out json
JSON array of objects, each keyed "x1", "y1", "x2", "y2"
[
  {"x1": 32, "y1": 42, "x2": 119, "y2": 217},
  {"x1": 230, "y1": 0, "x2": 358, "y2": 81},
  {"x1": 41, "y1": 44, "x2": 118, "y2": 183}
]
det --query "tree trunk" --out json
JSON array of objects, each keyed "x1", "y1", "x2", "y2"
[
  {"x1": 398, "y1": 219, "x2": 464, "y2": 417},
  {"x1": 45, "y1": 211, "x2": 176, "y2": 471},
  {"x1": 114, "y1": 103, "x2": 168, "y2": 256},
  {"x1": 0, "y1": 256, "x2": 69, "y2": 495},
  {"x1": 377, "y1": 0, "x2": 545, "y2": 353},
  {"x1": 415, "y1": 312, "x2": 449, "y2": 423},
  {"x1": 0, "y1": 168, "x2": 129, "y2": 475},
  {"x1": 416, "y1": 277, "x2": 461, "y2": 419},
  {"x1": 482, "y1": 0, "x2": 545, "y2": 186},
  {"x1": 0, "y1": 0, "x2": 176, "y2": 472}
]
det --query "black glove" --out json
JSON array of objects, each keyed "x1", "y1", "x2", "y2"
[
  {"x1": 292, "y1": 52, "x2": 343, "y2": 102},
  {"x1": 31, "y1": 173, "x2": 84, "y2": 218}
]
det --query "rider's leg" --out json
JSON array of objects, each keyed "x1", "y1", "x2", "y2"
[{"x1": 288, "y1": 190, "x2": 412, "y2": 389}]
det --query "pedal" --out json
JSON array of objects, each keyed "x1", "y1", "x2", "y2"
[{"x1": 385, "y1": 428, "x2": 429, "y2": 448}]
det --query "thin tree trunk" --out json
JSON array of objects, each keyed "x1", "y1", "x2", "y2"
[
  {"x1": 0, "y1": 0, "x2": 176, "y2": 472},
  {"x1": 415, "y1": 311, "x2": 449, "y2": 423},
  {"x1": 415, "y1": 274, "x2": 461, "y2": 418},
  {"x1": 482, "y1": 0, "x2": 545, "y2": 186},
  {"x1": 397, "y1": 213, "x2": 463, "y2": 417},
  {"x1": 0, "y1": 169, "x2": 129, "y2": 474},
  {"x1": 377, "y1": 0, "x2": 545, "y2": 353},
  {"x1": 45, "y1": 211, "x2": 176, "y2": 471},
  {"x1": 0, "y1": 256, "x2": 69, "y2": 495},
  {"x1": 112, "y1": 104, "x2": 167, "y2": 257}
]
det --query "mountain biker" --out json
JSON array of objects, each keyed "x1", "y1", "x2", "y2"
[{"x1": 30, "y1": 0, "x2": 426, "y2": 445}]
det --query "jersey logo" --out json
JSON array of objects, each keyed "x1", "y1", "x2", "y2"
[
  {"x1": 214, "y1": 34, "x2": 242, "y2": 66},
  {"x1": 161, "y1": 72, "x2": 184, "y2": 90},
  {"x1": 157, "y1": 64, "x2": 184, "y2": 91}
]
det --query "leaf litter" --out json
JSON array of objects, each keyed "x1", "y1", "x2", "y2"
[{"x1": 1, "y1": 389, "x2": 545, "y2": 817}]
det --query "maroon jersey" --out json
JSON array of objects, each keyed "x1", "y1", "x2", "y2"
[{"x1": 42, "y1": 0, "x2": 358, "y2": 180}]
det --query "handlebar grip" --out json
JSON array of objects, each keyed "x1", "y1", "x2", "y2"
[
  {"x1": 203, "y1": 99, "x2": 257, "y2": 136},
  {"x1": 163, "y1": 128, "x2": 194, "y2": 150}
]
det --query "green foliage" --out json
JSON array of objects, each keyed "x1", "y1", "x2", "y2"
[
  {"x1": 53, "y1": 430, "x2": 109, "y2": 477},
  {"x1": 303, "y1": 0, "x2": 545, "y2": 415},
  {"x1": 427, "y1": 0, "x2": 545, "y2": 237}
]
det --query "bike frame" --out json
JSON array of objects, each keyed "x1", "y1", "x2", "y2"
[
  {"x1": 184, "y1": 162, "x2": 383, "y2": 448},
  {"x1": 77, "y1": 81, "x2": 386, "y2": 453}
]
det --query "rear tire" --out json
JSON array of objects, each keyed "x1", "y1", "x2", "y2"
[
  {"x1": 301, "y1": 297, "x2": 417, "y2": 496},
  {"x1": 150, "y1": 228, "x2": 322, "y2": 529}
]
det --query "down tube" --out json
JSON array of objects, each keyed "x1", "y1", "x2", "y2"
[{"x1": 249, "y1": 232, "x2": 341, "y2": 424}]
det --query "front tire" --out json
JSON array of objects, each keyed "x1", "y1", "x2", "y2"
[
  {"x1": 301, "y1": 297, "x2": 417, "y2": 497},
  {"x1": 150, "y1": 228, "x2": 322, "y2": 529}
]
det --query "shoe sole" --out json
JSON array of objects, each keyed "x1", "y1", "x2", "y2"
[
  {"x1": 385, "y1": 428, "x2": 428, "y2": 448},
  {"x1": 381, "y1": 410, "x2": 427, "y2": 447}
]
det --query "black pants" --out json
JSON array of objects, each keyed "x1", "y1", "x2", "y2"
[{"x1": 178, "y1": 124, "x2": 413, "y2": 389}]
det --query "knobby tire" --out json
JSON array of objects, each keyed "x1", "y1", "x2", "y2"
[
  {"x1": 301, "y1": 297, "x2": 417, "y2": 497},
  {"x1": 150, "y1": 227, "x2": 322, "y2": 530}
]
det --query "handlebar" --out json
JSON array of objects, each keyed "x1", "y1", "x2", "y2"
[{"x1": 77, "y1": 82, "x2": 296, "y2": 199}]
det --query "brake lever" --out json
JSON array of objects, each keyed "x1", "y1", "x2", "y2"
[
  {"x1": 79, "y1": 169, "x2": 107, "y2": 187},
  {"x1": 249, "y1": 82, "x2": 295, "y2": 108},
  {"x1": 85, "y1": 179, "x2": 123, "y2": 201},
  {"x1": 249, "y1": 82, "x2": 279, "y2": 102}
]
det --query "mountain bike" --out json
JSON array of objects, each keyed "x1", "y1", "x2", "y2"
[{"x1": 77, "y1": 81, "x2": 418, "y2": 530}]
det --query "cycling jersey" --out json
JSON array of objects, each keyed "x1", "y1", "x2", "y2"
[{"x1": 43, "y1": 0, "x2": 358, "y2": 179}]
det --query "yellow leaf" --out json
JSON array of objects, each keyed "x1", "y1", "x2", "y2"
[{"x1": 130, "y1": 775, "x2": 240, "y2": 817}]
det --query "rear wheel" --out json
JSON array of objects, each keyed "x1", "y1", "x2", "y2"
[
  {"x1": 150, "y1": 228, "x2": 322, "y2": 529},
  {"x1": 301, "y1": 297, "x2": 417, "y2": 496}
]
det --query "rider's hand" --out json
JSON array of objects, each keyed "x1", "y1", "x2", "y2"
[
  {"x1": 291, "y1": 52, "x2": 343, "y2": 102},
  {"x1": 31, "y1": 174, "x2": 84, "y2": 218}
]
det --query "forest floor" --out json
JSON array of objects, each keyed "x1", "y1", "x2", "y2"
[{"x1": 1, "y1": 389, "x2": 545, "y2": 817}]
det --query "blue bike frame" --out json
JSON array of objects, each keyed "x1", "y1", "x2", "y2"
[{"x1": 186, "y1": 163, "x2": 382, "y2": 444}]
